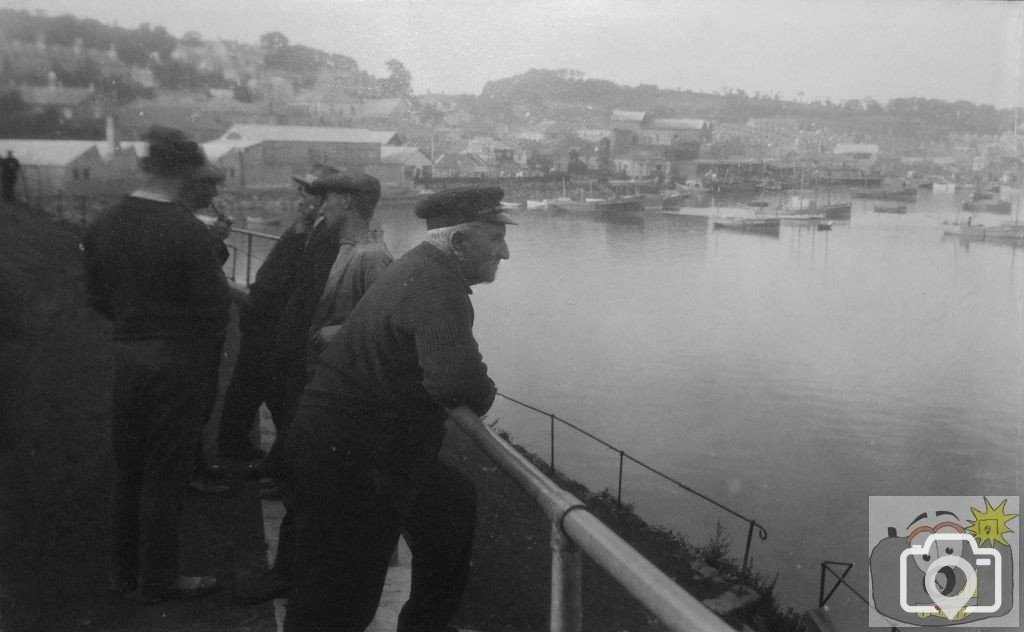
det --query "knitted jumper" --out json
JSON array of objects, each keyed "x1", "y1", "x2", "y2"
[
  {"x1": 83, "y1": 195, "x2": 230, "y2": 340},
  {"x1": 306, "y1": 242, "x2": 496, "y2": 446}
]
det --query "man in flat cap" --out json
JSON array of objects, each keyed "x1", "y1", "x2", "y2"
[
  {"x1": 283, "y1": 185, "x2": 514, "y2": 631},
  {"x1": 253, "y1": 173, "x2": 387, "y2": 499},
  {"x1": 231, "y1": 172, "x2": 391, "y2": 604},
  {"x1": 217, "y1": 164, "x2": 339, "y2": 463},
  {"x1": 82, "y1": 125, "x2": 229, "y2": 603}
]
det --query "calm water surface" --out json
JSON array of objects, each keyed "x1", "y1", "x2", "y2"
[{"x1": 228, "y1": 190, "x2": 1024, "y2": 629}]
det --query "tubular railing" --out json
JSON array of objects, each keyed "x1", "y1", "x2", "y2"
[
  {"x1": 496, "y1": 393, "x2": 767, "y2": 578},
  {"x1": 227, "y1": 227, "x2": 765, "y2": 629},
  {"x1": 449, "y1": 407, "x2": 735, "y2": 632},
  {"x1": 223, "y1": 226, "x2": 280, "y2": 285}
]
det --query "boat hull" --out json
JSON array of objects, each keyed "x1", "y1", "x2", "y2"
[
  {"x1": 548, "y1": 196, "x2": 645, "y2": 214},
  {"x1": 821, "y1": 202, "x2": 852, "y2": 219},
  {"x1": 713, "y1": 217, "x2": 781, "y2": 235},
  {"x1": 943, "y1": 223, "x2": 1024, "y2": 242},
  {"x1": 962, "y1": 200, "x2": 1012, "y2": 214}
]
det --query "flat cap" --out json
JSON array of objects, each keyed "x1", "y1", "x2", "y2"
[
  {"x1": 292, "y1": 163, "x2": 340, "y2": 189},
  {"x1": 307, "y1": 173, "x2": 381, "y2": 206},
  {"x1": 415, "y1": 185, "x2": 517, "y2": 229}
]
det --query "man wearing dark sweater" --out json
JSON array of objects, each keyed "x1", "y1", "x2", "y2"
[
  {"x1": 82, "y1": 125, "x2": 228, "y2": 603},
  {"x1": 283, "y1": 185, "x2": 514, "y2": 632},
  {"x1": 216, "y1": 165, "x2": 337, "y2": 461}
]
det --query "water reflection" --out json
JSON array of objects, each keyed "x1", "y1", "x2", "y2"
[{"x1": 227, "y1": 195, "x2": 1024, "y2": 631}]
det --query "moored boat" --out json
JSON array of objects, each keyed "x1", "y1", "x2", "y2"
[
  {"x1": 712, "y1": 216, "x2": 781, "y2": 235},
  {"x1": 942, "y1": 221, "x2": 1024, "y2": 242},
  {"x1": 874, "y1": 203, "x2": 908, "y2": 214},
  {"x1": 547, "y1": 195, "x2": 645, "y2": 214},
  {"x1": 961, "y1": 198, "x2": 1012, "y2": 214},
  {"x1": 851, "y1": 186, "x2": 917, "y2": 201}
]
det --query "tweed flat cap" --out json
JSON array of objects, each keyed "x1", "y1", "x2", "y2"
[
  {"x1": 415, "y1": 186, "x2": 517, "y2": 229},
  {"x1": 292, "y1": 164, "x2": 340, "y2": 189},
  {"x1": 307, "y1": 174, "x2": 381, "y2": 206}
]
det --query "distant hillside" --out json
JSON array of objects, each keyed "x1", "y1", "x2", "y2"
[
  {"x1": 478, "y1": 68, "x2": 1018, "y2": 140},
  {"x1": 0, "y1": 9, "x2": 404, "y2": 102}
]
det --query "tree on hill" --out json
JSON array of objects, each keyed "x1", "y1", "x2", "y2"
[{"x1": 380, "y1": 58, "x2": 412, "y2": 97}]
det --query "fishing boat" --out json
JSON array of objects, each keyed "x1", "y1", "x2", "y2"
[
  {"x1": 773, "y1": 191, "x2": 850, "y2": 220},
  {"x1": 712, "y1": 216, "x2": 781, "y2": 235},
  {"x1": 546, "y1": 178, "x2": 645, "y2": 215},
  {"x1": 961, "y1": 197, "x2": 1012, "y2": 214},
  {"x1": 943, "y1": 221, "x2": 1024, "y2": 242},
  {"x1": 547, "y1": 196, "x2": 645, "y2": 214},
  {"x1": 851, "y1": 186, "x2": 918, "y2": 201},
  {"x1": 819, "y1": 202, "x2": 852, "y2": 219},
  {"x1": 874, "y1": 203, "x2": 908, "y2": 214}
]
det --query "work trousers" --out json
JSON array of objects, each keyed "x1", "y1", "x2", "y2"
[
  {"x1": 284, "y1": 403, "x2": 476, "y2": 632},
  {"x1": 216, "y1": 324, "x2": 287, "y2": 455},
  {"x1": 109, "y1": 337, "x2": 223, "y2": 588}
]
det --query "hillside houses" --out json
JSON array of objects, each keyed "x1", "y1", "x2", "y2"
[{"x1": 610, "y1": 110, "x2": 710, "y2": 180}]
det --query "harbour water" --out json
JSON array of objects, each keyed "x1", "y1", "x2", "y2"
[{"x1": 227, "y1": 190, "x2": 1024, "y2": 629}]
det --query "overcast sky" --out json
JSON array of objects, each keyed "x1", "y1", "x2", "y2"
[{"x1": 3, "y1": 0, "x2": 1022, "y2": 108}]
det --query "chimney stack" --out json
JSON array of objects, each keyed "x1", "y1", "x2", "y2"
[{"x1": 105, "y1": 115, "x2": 118, "y2": 155}]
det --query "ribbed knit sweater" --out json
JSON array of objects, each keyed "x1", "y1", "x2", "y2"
[
  {"x1": 305, "y1": 242, "x2": 496, "y2": 446},
  {"x1": 83, "y1": 195, "x2": 230, "y2": 340}
]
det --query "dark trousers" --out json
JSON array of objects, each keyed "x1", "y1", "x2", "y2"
[
  {"x1": 110, "y1": 338, "x2": 222, "y2": 588},
  {"x1": 284, "y1": 405, "x2": 476, "y2": 632},
  {"x1": 1, "y1": 179, "x2": 14, "y2": 202},
  {"x1": 216, "y1": 326, "x2": 286, "y2": 455},
  {"x1": 259, "y1": 347, "x2": 307, "y2": 477}
]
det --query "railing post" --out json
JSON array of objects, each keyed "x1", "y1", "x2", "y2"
[
  {"x1": 245, "y1": 233, "x2": 253, "y2": 286},
  {"x1": 741, "y1": 521, "x2": 755, "y2": 579},
  {"x1": 550, "y1": 522, "x2": 582, "y2": 632},
  {"x1": 549, "y1": 414, "x2": 556, "y2": 473},
  {"x1": 616, "y1": 450, "x2": 624, "y2": 506}
]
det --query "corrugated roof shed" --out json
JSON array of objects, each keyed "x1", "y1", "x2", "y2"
[
  {"x1": 0, "y1": 140, "x2": 99, "y2": 166},
  {"x1": 219, "y1": 124, "x2": 398, "y2": 145},
  {"x1": 202, "y1": 139, "x2": 262, "y2": 161}
]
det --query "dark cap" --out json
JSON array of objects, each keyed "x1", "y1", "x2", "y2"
[
  {"x1": 415, "y1": 185, "x2": 517, "y2": 229},
  {"x1": 307, "y1": 173, "x2": 381, "y2": 207},
  {"x1": 139, "y1": 125, "x2": 209, "y2": 178},
  {"x1": 292, "y1": 163, "x2": 340, "y2": 189}
]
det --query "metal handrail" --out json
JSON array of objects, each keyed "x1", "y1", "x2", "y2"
[
  {"x1": 226, "y1": 227, "x2": 768, "y2": 574},
  {"x1": 224, "y1": 226, "x2": 281, "y2": 285},
  {"x1": 496, "y1": 392, "x2": 767, "y2": 577},
  {"x1": 449, "y1": 407, "x2": 735, "y2": 632},
  {"x1": 225, "y1": 228, "x2": 747, "y2": 630}
]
